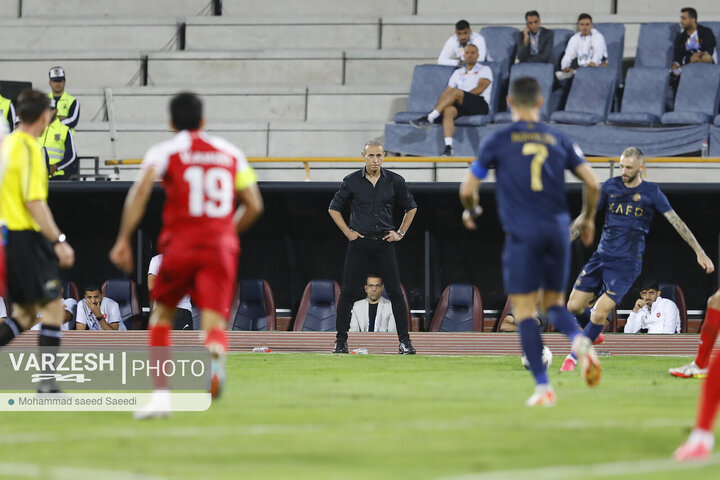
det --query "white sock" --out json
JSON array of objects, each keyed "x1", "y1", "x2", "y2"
[
  {"x1": 689, "y1": 429, "x2": 715, "y2": 448},
  {"x1": 444, "y1": 137, "x2": 453, "y2": 147},
  {"x1": 427, "y1": 109, "x2": 440, "y2": 122}
]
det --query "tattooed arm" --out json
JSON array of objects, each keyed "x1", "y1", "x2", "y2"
[{"x1": 664, "y1": 210, "x2": 715, "y2": 273}]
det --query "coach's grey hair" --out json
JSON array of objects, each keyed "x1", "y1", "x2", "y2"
[
  {"x1": 363, "y1": 139, "x2": 385, "y2": 153},
  {"x1": 621, "y1": 146, "x2": 644, "y2": 163}
]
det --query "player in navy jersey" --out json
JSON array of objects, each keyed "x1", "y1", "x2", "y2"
[
  {"x1": 559, "y1": 147, "x2": 715, "y2": 372},
  {"x1": 460, "y1": 77, "x2": 601, "y2": 406}
]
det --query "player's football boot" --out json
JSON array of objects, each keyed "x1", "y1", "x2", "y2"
[
  {"x1": 560, "y1": 355, "x2": 576, "y2": 372},
  {"x1": 593, "y1": 333, "x2": 605, "y2": 345},
  {"x1": 133, "y1": 389, "x2": 171, "y2": 420},
  {"x1": 572, "y1": 335, "x2": 601, "y2": 387},
  {"x1": 674, "y1": 438, "x2": 713, "y2": 461},
  {"x1": 526, "y1": 384, "x2": 556, "y2": 407},
  {"x1": 209, "y1": 349, "x2": 226, "y2": 400},
  {"x1": 669, "y1": 361, "x2": 708, "y2": 379},
  {"x1": 399, "y1": 339, "x2": 416, "y2": 355}
]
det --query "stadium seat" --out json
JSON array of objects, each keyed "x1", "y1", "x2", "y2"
[
  {"x1": 607, "y1": 67, "x2": 669, "y2": 126},
  {"x1": 393, "y1": 64, "x2": 455, "y2": 124},
  {"x1": 429, "y1": 284, "x2": 483, "y2": 332},
  {"x1": 551, "y1": 28, "x2": 574, "y2": 71},
  {"x1": 659, "y1": 283, "x2": 688, "y2": 333},
  {"x1": 293, "y1": 280, "x2": 340, "y2": 332},
  {"x1": 715, "y1": 114, "x2": 720, "y2": 127},
  {"x1": 494, "y1": 63, "x2": 554, "y2": 123},
  {"x1": 479, "y1": 26, "x2": 520, "y2": 71},
  {"x1": 229, "y1": 279, "x2": 277, "y2": 331},
  {"x1": 381, "y1": 283, "x2": 412, "y2": 331},
  {"x1": 705, "y1": 22, "x2": 720, "y2": 54},
  {"x1": 550, "y1": 67, "x2": 616, "y2": 125},
  {"x1": 102, "y1": 279, "x2": 142, "y2": 330},
  {"x1": 454, "y1": 61, "x2": 506, "y2": 126},
  {"x1": 634, "y1": 22, "x2": 678, "y2": 68},
  {"x1": 661, "y1": 64, "x2": 720, "y2": 125},
  {"x1": 62, "y1": 280, "x2": 80, "y2": 301},
  {"x1": 594, "y1": 23, "x2": 625, "y2": 86}
]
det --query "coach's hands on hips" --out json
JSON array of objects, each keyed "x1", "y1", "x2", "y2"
[
  {"x1": 54, "y1": 242, "x2": 75, "y2": 269},
  {"x1": 383, "y1": 231, "x2": 403, "y2": 242},
  {"x1": 109, "y1": 238, "x2": 133, "y2": 273},
  {"x1": 346, "y1": 230, "x2": 364, "y2": 241},
  {"x1": 698, "y1": 252, "x2": 715, "y2": 274}
]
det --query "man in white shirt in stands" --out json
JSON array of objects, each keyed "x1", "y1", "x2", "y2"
[
  {"x1": 349, "y1": 274, "x2": 397, "y2": 333},
  {"x1": 559, "y1": 13, "x2": 608, "y2": 79},
  {"x1": 148, "y1": 254, "x2": 194, "y2": 330},
  {"x1": 438, "y1": 19, "x2": 488, "y2": 67},
  {"x1": 411, "y1": 44, "x2": 492, "y2": 156},
  {"x1": 625, "y1": 279, "x2": 681, "y2": 334},
  {"x1": 75, "y1": 284, "x2": 127, "y2": 331}
]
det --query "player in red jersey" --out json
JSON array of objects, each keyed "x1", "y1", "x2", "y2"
[
  {"x1": 674, "y1": 289, "x2": 720, "y2": 461},
  {"x1": 110, "y1": 92, "x2": 263, "y2": 418}
]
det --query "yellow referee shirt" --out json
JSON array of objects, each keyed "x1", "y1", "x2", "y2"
[{"x1": 0, "y1": 130, "x2": 48, "y2": 231}]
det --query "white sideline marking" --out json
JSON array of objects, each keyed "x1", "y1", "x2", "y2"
[
  {"x1": 438, "y1": 454, "x2": 720, "y2": 480},
  {"x1": 0, "y1": 462, "x2": 167, "y2": 480}
]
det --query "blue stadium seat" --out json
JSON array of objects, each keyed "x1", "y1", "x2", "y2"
[
  {"x1": 704, "y1": 22, "x2": 720, "y2": 54},
  {"x1": 635, "y1": 22, "x2": 678, "y2": 68},
  {"x1": 494, "y1": 63, "x2": 554, "y2": 123},
  {"x1": 429, "y1": 284, "x2": 483, "y2": 332},
  {"x1": 661, "y1": 64, "x2": 720, "y2": 125},
  {"x1": 659, "y1": 283, "x2": 688, "y2": 333},
  {"x1": 393, "y1": 64, "x2": 455, "y2": 124},
  {"x1": 102, "y1": 279, "x2": 141, "y2": 330},
  {"x1": 293, "y1": 279, "x2": 340, "y2": 332},
  {"x1": 479, "y1": 26, "x2": 520, "y2": 71},
  {"x1": 715, "y1": 114, "x2": 720, "y2": 127},
  {"x1": 550, "y1": 67, "x2": 616, "y2": 125},
  {"x1": 229, "y1": 279, "x2": 276, "y2": 331},
  {"x1": 551, "y1": 28, "x2": 573, "y2": 71},
  {"x1": 594, "y1": 23, "x2": 625, "y2": 86},
  {"x1": 454, "y1": 61, "x2": 506, "y2": 126},
  {"x1": 607, "y1": 67, "x2": 669, "y2": 126}
]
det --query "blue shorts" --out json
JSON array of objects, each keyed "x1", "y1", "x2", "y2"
[
  {"x1": 573, "y1": 251, "x2": 641, "y2": 304},
  {"x1": 502, "y1": 220, "x2": 570, "y2": 295}
]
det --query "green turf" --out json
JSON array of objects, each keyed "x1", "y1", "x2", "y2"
[{"x1": 2, "y1": 354, "x2": 719, "y2": 480}]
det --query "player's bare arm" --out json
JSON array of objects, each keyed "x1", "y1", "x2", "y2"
[
  {"x1": 233, "y1": 183, "x2": 264, "y2": 234},
  {"x1": 663, "y1": 210, "x2": 715, "y2": 273},
  {"x1": 329, "y1": 208, "x2": 364, "y2": 241},
  {"x1": 459, "y1": 170, "x2": 483, "y2": 230},
  {"x1": 570, "y1": 162, "x2": 600, "y2": 247},
  {"x1": 109, "y1": 167, "x2": 158, "y2": 273},
  {"x1": 383, "y1": 207, "x2": 417, "y2": 242},
  {"x1": 25, "y1": 200, "x2": 75, "y2": 268}
]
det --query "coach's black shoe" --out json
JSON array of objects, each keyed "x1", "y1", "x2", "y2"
[
  {"x1": 442, "y1": 145, "x2": 453, "y2": 157},
  {"x1": 332, "y1": 340, "x2": 349, "y2": 354},
  {"x1": 410, "y1": 116, "x2": 433, "y2": 129},
  {"x1": 36, "y1": 379, "x2": 63, "y2": 394},
  {"x1": 399, "y1": 340, "x2": 416, "y2": 355}
]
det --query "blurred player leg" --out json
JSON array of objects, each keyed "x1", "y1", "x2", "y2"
[
  {"x1": 670, "y1": 291, "x2": 720, "y2": 378},
  {"x1": 202, "y1": 309, "x2": 228, "y2": 400},
  {"x1": 134, "y1": 303, "x2": 174, "y2": 420}
]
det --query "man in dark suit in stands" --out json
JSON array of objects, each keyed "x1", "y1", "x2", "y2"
[
  {"x1": 672, "y1": 7, "x2": 716, "y2": 74},
  {"x1": 516, "y1": 10, "x2": 554, "y2": 64}
]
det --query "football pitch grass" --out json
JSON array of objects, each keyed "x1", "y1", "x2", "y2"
[{"x1": 2, "y1": 354, "x2": 720, "y2": 479}]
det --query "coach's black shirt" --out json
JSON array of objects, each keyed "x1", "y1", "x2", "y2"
[{"x1": 329, "y1": 168, "x2": 417, "y2": 235}]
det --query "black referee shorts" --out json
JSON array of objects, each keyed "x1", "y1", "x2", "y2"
[
  {"x1": 6, "y1": 230, "x2": 61, "y2": 305},
  {"x1": 455, "y1": 91, "x2": 490, "y2": 117}
]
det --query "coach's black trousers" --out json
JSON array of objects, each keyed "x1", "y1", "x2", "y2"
[{"x1": 335, "y1": 237, "x2": 410, "y2": 342}]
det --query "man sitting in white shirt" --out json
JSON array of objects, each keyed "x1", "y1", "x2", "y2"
[
  {"x1": 411, "y1": 43, "x2": 493, "y2": 156},
  {"x1": 349, "y1": 274, "x2": 397, "y2": 333},
  {"x1": 75, "y1": 285, "x2": 127, "y2": 331},
  {"x1": 558, "y1": 13, "x2": 608, "y2": 79},
  {"x1": 438, "y1": 19, "x2": 488, "y2": 67},
  {"x1": 625, "y1": 279, "x2": 681, "y2": 334}
]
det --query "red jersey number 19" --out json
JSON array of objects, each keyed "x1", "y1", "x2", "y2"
[{"x1": 183, "y1": 166, "x2": 233, "y2": 218}]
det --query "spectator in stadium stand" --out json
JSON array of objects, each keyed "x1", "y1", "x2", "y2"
[
  {"x1": 0, "y1": 92, "x2": 17, "y2": 132},
  {"x1": 348, "y1": 274, "x2": 397, "y2": 333},
  {"x1": 410, "y1": 44, "x2": 492, "y2": 156},
  {"x1": 47, "y1": 66, "x2": 79, "y2": 131},
  {"x1": 148, "y1": 254, "x2": 194, "y2": 330},
  {"x1": 558, "y1": 13, "x2": 608, "y2": 79},
  {"x1": 624, "y1": 279, "x2": 681, "y2": 334},
  {"x1": 516, "y1": 10, "x2": 554, "y2": 64},
  {"x1": 438, "y1": 19, "x2": 488, "y2": 67},
  {"x1": 40, "y1": 99, "x2": 77, "y2": 180},
  {"x1": 672, "y1": 7, "x2": 716, "y2": 76},
  {"x1": 75, "y1": 285, "x2": 127, "y2": 331}
]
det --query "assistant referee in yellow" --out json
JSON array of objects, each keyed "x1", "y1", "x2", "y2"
[{"x1": 0, "y1": 90, "x2": 75, "y2": 392}]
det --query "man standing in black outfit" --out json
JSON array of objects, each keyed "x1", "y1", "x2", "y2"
[{"x1": 328, "y1": 140, "x2": 417, "y2": 354}]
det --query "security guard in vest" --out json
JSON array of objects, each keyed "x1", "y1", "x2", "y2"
[
  {"x1": 48, "y1": 66, "x2": 79, "y2": 131},
  {"x1": 0, "y1": 92, "x2": 16, "y2": 132},
  {"x1": 40, "y1": 99, "x2": 78, "y2": 180}
]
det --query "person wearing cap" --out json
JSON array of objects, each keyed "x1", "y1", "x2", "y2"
[
  {"x1": 40, "y1": 99, "x2": 77, "y2": 180},
  {"x1": 0, "y1": 92, "x2": 17, "y2": 132},
  {"x1": 48, "y1": 66, "x2": 79, "y2": 131}
]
